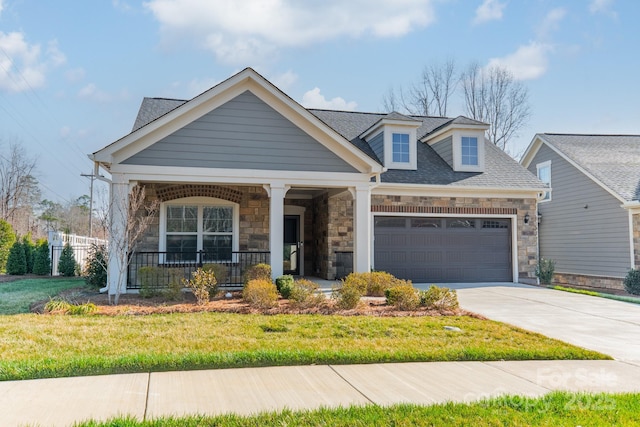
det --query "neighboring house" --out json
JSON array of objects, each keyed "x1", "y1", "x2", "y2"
[
  {"x1": 521, "y1": 133, "x2": 640, "y2": 290},
  {"x1": 91, "y1": 68, "x2": 545, "y2": 295}
]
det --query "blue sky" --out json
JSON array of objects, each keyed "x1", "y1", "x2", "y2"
[{"x1": 0, "y1": 0, "x2": 638, "y2": 203}]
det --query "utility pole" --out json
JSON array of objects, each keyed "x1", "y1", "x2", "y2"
[{"x1": 80, "y1": 172, "x2": 95, "y2": 237}]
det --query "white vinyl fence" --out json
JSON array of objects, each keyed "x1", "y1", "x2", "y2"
[{"x1": 48, "y1": 231, "x2": 108, "y2": 276}]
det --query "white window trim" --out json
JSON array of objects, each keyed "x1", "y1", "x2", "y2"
[
  {"x1": 452, "y1": 131, "x2": 485, "y2": 172},
  {"x1": 384, "y1": 126, "x2": 417, "y2": 170},
  {"x1": 159, "y1": 196, "x2": 240, "y2": 262},
  {"x1": 536, "y1": 160, "x2": 552, "y2": 202}
]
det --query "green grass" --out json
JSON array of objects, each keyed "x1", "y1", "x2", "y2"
[
  {"x1": 0, "y1": 311, "x2": 608, "y2": 381},
  {"x1": 0, "y1": 277, "x2": 86, "y2": 314},
  {"x1": 552, "y1": 285, "x2": 640, "y2": 305},
  {"x1": 75, "y1": 392, "x2": 640, "y2": 426}
]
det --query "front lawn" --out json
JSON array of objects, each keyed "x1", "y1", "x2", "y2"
[
  {"x1": 0, "y1": 277, "x2": 85, "y2": 314},
  {"x1": 0, "y1": 311, "x2": 607, "y2": 381},
  {"x1": 76, "y1": 392, "x2": 640, "y2": 426}
]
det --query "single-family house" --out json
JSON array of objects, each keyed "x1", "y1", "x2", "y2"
[
  {"x1": 91, "y1": 68, "x2": 545, "y2": 295},
  {"x1": 521, "y1": 133, "x2": 640, "y2": 290}
]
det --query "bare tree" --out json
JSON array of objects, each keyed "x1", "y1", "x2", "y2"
[
  {"x1": 107, "y1": 184, "x2": 159, "y2": 305},
  {"x1": 382, "y1": 59, "x2": 458, "y2": 117},
  {"x1": 0, "y1": 144, "x2": 39, "y2": 230},
  {"x1": 461, "y1": 62, "x2": 531, "y2": 153}
]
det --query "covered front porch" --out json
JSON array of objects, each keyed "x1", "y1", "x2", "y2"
[{"x1": 110, "y1": 179, "x2": 372, "y2": 294}]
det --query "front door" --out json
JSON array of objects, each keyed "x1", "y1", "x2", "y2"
[{"x1": 283, "y1": 215, "x2": 301, "y2": 275}]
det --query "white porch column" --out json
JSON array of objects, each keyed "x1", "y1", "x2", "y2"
[
  {"x1": 265, "y1": 183, "x2": 289, "y2": 279},
  {"x1": 352, "y1": 184, "x2": 372, "y2": 273},
  {"x1": 107, "y1": 174, "x2": 129, "y2": 296}
]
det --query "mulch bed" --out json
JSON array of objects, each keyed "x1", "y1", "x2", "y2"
[{"x1": 30, "y1": 286, "x2": 481, "y2": 318}]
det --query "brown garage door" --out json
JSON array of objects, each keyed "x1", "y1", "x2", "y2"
[{"x1": 374, "y1": 216, "x2": 512, "y2": 283}]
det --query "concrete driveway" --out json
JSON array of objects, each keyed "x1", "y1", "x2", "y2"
[{"x1": 414, "y1": 283, "x2": 640, "y2": 364}]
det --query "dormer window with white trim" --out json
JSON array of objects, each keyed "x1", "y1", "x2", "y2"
[
  {"x1": 359, "y1": 114, "x2": 421, "y2": 170},
  {"x1": 392, "y1": 133, "x2": 410, "y2": 163},
  {"x1": 461, "y1": 136, "x2": 479, "y2": 166}
]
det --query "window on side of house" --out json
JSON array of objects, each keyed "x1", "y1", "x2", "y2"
[
  {"x1": 392, "y1": 133, "x2": 410, "y2": 163},
  {"x1": 163, "y1": 200, "x2": 236, "y2": 262},
  {"x1": 461, "y1": 136, "x2": 478, "y2": 166},
  {"x1": 537, "y1": 161, "x2": 551, "y2": 201}
]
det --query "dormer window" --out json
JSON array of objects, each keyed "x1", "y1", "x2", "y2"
[
  {"x1": 392, "y1": 133, "x2": 410, "y2": 163},
  {"x1": 359, "y1": 113, "x2": 421, "y2": 171},
  {"x1": 461, "y1": 136, "x2": 478, "y2": 166}
]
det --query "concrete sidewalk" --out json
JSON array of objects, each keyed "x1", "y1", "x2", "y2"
[{"x1": 2, "y1": 360, "x2": 640, "y2": 427}]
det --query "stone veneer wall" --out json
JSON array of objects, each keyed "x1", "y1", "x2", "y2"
[
  {"x1": 553, "y1": 273, "x2": 624, "y2": 291},
  {"x1": 312, "y1": 193, "x2": 329, "y2": 278},
  {"x1": 327, "y1": 192, "x2": 353, "y2": 280},
  {"x1": 370, "y1": 194, "x2": 539, "y2": 283}
]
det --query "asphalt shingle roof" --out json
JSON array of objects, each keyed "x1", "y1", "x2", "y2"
[
  {"x1": 131, "y1": 98, "x2": 543, "y2": 190},
  {"x1": 540, "y1": 133, "x2": 640, "y2": 201}
]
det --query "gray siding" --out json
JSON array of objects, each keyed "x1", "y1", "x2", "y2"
[
  {"x1": 368, "y1": 132, "x2": 384, "y2": 163},
  {"x1": 123, "y1": 91, "x2": 358, "y2": 173},
  {"x1": 432, "y1": 136, "x2": 453, "y2": 168},
  {"x1": 528, "y1": 144, "x2": 631, "y2": 277}
]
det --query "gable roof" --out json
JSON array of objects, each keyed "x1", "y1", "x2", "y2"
[
  {"x1": 522, "y1": 133, "x2": 640, "y2": 202},
  {"x1": 112, "y1": 71, "x2": 542, "y2": 191},
  {"x1": 93, "y1": 67, "x2": 383, "y2": 175}
]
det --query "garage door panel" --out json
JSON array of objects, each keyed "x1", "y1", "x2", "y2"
[{"x1": 374, "y1": 216, "x2": 512, "y2": 283}]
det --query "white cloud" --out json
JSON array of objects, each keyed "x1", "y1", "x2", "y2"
[
  {"x1": 66, "y1": 67, "x2": 86, "y2": 82},
  {"x1": 0, "y1": 0, "x2": 4, "y2": 16},
  {"x1": 0, "y1": 31, "x2": 66, "y2": 92},
  {"x1": 537, "y1": 8, "x2": 566, "y2": 40},
  {"x1": 270, "y1": 70, "x2": 298, "y2": 91},
  {"x1": 589, "y1": 0, "x2": 617, "y2": 17},
  {"x1": 301, "y1": 87, "x2": 357, "y2": 111},
  {"x1": 78, "y1": 83, "x2": 129, "y2": 103},
  {"x1": 112, "y1": 0, "x2": 132, "y2": 12},
  {"x1": 144, "y1": 0, "x2": 436, "y2": 64},
  {"x1": 487, "y1": 42, "x2": 552, "y2": 81},
  {"x1": 473, "y1": 0, "x2": 506, "y2": 25}
]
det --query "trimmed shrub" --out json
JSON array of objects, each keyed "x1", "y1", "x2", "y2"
[
  {"x1": 32, "y1": 240, "x2": 51, "y2": 276},
  {"x1": 182, "y1": 268, "x2": 218, "y2": 305},
  {"x1": 22, "y1": 235, "x2": 35, "y2": 274},
  {"x1": 6, "y1": 240, "x2": 27, "y2": 275},
  {"x1": 57, "y1": 243, "x2": 77, "y2": 277},
  {"x1": 84, "y1": 244, "x2": 108, "y2": 289},
  {"x1": 0, "y1": 219, "x2": 16, "y2": 273},
  {"x1": 243, "y1": 279, "x2": 278, "y2": 309},
  {"x1": 202, "y1": 263, "x2": 229, "y2": 285},
  {"x1": 139, "y1": 267, "x2": 183, "y2": 299},
  {"x1": 385, "y1": 284, "x2": 420, "y2": 311},
  {"x1": 289, "y1": 278, "x2": 325, "y2": 308},
  {"x1": 536, "y1": 258, "x2": 556, "y2": 285},
  {"x1": 342, "y1": 271, "x2": 410, "y2": 297},
  {"x1": 243, "y1": 263, "x2": 272, "y2": 285},
  {"x1": 275, "y1": 274, "x2": 295, "y2": 299},
  {"x1": 624, "y1": 269, "x2": 640, "y2": 295},
  {"x1": 419, "y1": 285, "x2": 459, "y2": 310},
  {"x1": 334, "y1": 280, "x2": 364, "y2": 310}
]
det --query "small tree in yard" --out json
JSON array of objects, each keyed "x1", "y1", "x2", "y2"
[
  {"x1": 32, "y1": 239, "x2": 51, "y2": 275},
  {"x1": 58, "y1": 242, "x2": 77, "y2": 277},
  {"x1": 107, "y1": 184, "x2": 159, "y2": 305},
  {"x1": 84, "y1": 244, "x2": 108, "y2": 289},
  {"x1": 624, "y1": 269, "x2": 640, "y2": 295},
  {"x1": 22, "y1": 234, "x2": 35, "y2": 274},
  {"x1": 0, "y1": 219, "x2": 16, "y2": 273},
  {"x1": 6, "y1": 240, "x2": 26, "y2": 275}
]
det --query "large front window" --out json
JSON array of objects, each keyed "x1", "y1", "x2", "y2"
[{"x1": 162, "y1": 199, "x2": 237, "y2": 262}]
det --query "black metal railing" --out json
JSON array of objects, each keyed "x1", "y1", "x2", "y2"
[{"x1": 127, "y1": 250, "x2": 270, "y2": 289}]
